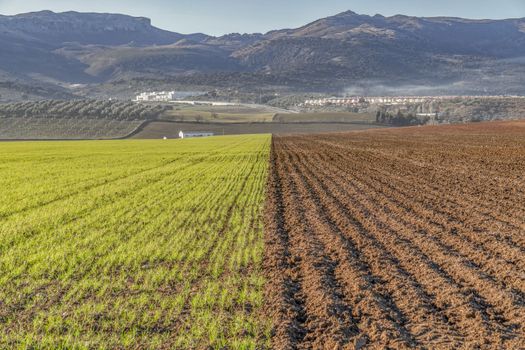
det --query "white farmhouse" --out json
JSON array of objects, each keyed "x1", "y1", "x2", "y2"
[
  {"x1": 179, "y1": 131, "x2": 214, "y2": 139},
  {"x1": 135, "y1": 91, "x2": 177, "y2": 102}
]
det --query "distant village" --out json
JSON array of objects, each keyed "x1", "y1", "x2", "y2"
[
  {"x1": 131, "y1": 91, "x2": 525, "y2": 128},
  {"x1": 134, "y1": 91, "x2": 237, "y2": 107},
  {"x1": 135, "y1": 91, "x2": 178, "y2": 102},
  {"x1": 301, "y1": 95, "x2": 525, "y2": 107}
]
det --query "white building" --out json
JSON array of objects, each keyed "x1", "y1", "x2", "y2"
[
  {"x1": 135, "y1": 91, "x2": 177, "y2": 102},
  {"x1": 302, "y1": 96, "x2": 448, "y2": 108},
  {"x1": 179, "y1": 131, "x2": 214, "y2": 139},
  {"x1": 174, "y1": 101, "x2": 238, "y2": 106}
]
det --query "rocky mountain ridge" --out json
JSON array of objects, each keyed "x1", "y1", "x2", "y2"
[{"x1": 1, "y1": 10, "x2": 525, "y2": 99}]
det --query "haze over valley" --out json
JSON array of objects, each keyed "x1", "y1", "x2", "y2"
[{"x1": 2, "y1": 9, "x2": 525, "y2": 101}]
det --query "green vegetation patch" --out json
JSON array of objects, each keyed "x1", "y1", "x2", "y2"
[
  {"x1": 0, "y1": 135, "x2": 271, "y2": 349},
  {"x1": 162, "y1": 106, "x2": 275, "y2": 124}
]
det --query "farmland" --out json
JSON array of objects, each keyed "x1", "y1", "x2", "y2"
[
  {"x1": 265, "y1": 121, "x2": 525, "y2": 348},
  {"x1": 162, "y1": 104, "x2": 278, "y2": 123},
  {"x1": 272, "y1": 112, "x2": 375, "y2": 124},
  {"x1": 0, "y1": 135, "x2": 271, "y2": 348},
  {"x1": 2, "y1": 119, "x2": 525, "y2": 349},
  {"x1": 0, "y1": 99, "x2": 386, "y2": 140},
  {"x1": 131, "y1": 121, "x2": 385, "y2": 139},
  {"x1": 0, "y1": 118, "x2": 144, "y2": 140},
  {"x1": 0, "y1": 100, "x2": 168, "y2": 140}
]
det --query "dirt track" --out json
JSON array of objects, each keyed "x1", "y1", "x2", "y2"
[{"x1": 264, "y1": 121, "x2": 525, "y2": 349}]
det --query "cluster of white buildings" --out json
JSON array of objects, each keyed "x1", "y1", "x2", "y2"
[
  {"x1": 135, "y1": 91, "x2": 177, "y2": 102},
  {"x1": 133, "y1": 92, "x2": 241, "y2": 107},
  {"x1": 175, "y1": 101, "x2": 238, "y2": 107},
  {"x1": 366, "y1": 97, "x2": 430, "y2": 104},
  {"x1": 303, "y1": 96, "x2": 435, "y2": 107},
  {"x1": 303, "y1": 95, "x2": 525, "y2": 108},
  {"x1": 303, "y1": 97, "x2": 364, "y2": 107}
]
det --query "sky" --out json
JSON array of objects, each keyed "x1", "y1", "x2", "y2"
[{"x1": 0, "y1": 0, "x2": 524, "y2": 35}]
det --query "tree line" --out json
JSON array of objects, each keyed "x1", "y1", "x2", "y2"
[
  {"x1": 375, "y1": 109, "x2": 430, "y2": 126},
  {"x1": 0, "y1": 100, "x2": 169, "y2": 121}
]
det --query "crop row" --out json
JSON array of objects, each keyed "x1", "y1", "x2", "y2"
[
  {"x1": 265, "y1": 122, "x2": 525, "y2": 349},
  {"x1": 0, "y1": 135, "x2": 271, "y2": 349}
]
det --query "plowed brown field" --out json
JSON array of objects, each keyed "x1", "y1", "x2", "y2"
[{"x1": 264, "y1": 121, "x2": 525, "y2": 349}]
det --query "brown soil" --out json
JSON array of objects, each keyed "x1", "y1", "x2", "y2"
[
  {"x1": 130, "y1": 121, "x2": 386, "y2": 139},
  {"x1": 264, "y1": 120, "x2": 525, "y2": 349}
]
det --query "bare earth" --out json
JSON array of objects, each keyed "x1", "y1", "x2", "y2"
[
  {"x1": 130, "y1": 121, "x2": 386, "y2": 139},
  {"x1": 264, "y1": 121, "x2": 525, "y2": 349}
]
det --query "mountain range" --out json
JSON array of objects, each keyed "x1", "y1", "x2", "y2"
[{"x1": 1, "y1": 10, "x2": 525, "y2": 100}]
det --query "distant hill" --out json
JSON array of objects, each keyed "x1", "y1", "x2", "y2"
[
  {"x1": 231, "y1": 11, "x2": 525, "y2": 93},
  {"x1": 0, "y1": 10, "x2": 203, "y2": 46},
  {"x1": 2, "y1": 10, "x2": 525, "y2": 99},
  {"x1": 0, "y1": 11, "x2": 211, "y2": 85}
]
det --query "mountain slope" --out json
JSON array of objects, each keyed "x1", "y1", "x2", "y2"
[
  {"x1": 0, "y1": 11, "x2": 213, "y2": 84},
  {"x1": 0, "y1": 10, "x2": 207, "y2": 46},
  {"x1": 235, "y1": 11, "x2": 525, "y2": 74},
  {"x1": 2, "y1": 10, "x2": 525, "y2": 98}
]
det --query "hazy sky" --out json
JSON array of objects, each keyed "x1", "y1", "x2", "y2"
[{"x1": 0, "y1": 0, "x2": 524, "y2": 35}]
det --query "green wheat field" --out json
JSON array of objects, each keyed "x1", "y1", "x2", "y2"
[{"x1": 0, "y1": 135, "x2": 271, "y2": 349}]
